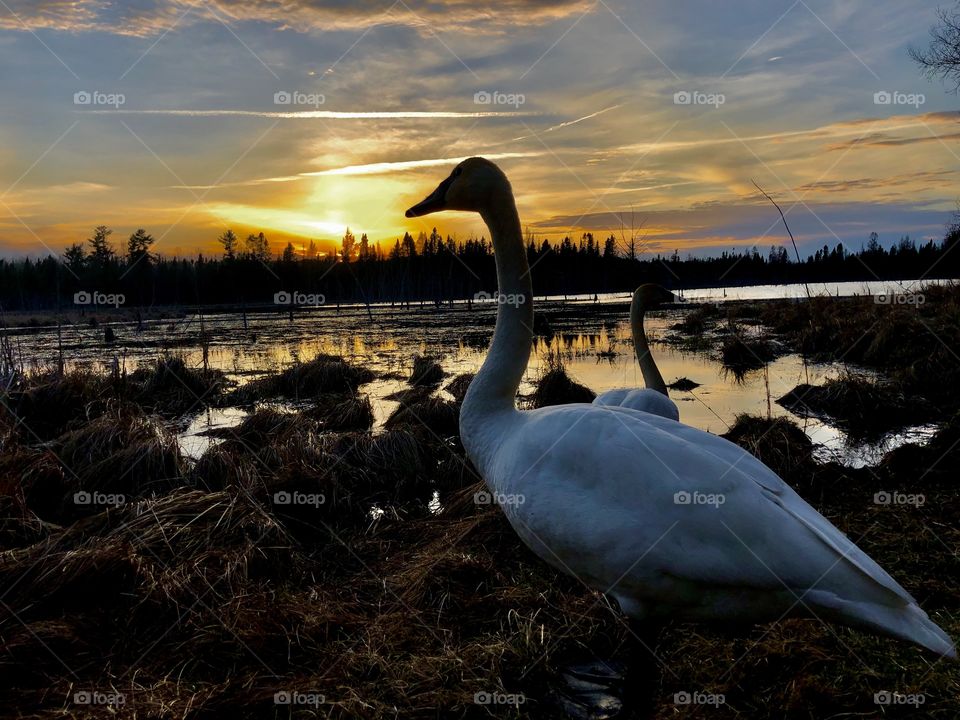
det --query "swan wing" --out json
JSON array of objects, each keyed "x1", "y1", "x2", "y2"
[
  {"x1": 491, "y1": 405, "x2": 953, "y2": 655},
  {"x1": 602, "y1": 406, "x2": 786, "y2": 493}
]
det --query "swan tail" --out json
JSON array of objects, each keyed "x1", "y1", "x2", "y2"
[{"x1": 807, "y1": 590, "x2": 956, "y2": 658}]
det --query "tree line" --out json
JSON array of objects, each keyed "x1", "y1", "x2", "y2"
[{"x1": 1, "y1": 219, "x2": 958, "y2": 313}]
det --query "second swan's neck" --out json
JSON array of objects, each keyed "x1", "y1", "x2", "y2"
[
  {"x1": 630, "y1": 298, "x2": 668, "y2": 396},
  {"x1": 460, "y1": 189, "x2": 533, "y2": 465}
]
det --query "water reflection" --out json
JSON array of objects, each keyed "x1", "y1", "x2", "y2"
[{"x1": 12, "y1": 299, "x2": 937, "y2": 468}]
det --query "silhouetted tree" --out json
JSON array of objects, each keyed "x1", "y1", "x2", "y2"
[
  {"x1": 341, "y1": 228, "x2": 355, "y2": 262},
  {"x1": 126, "y1": 228, "x2": 155, "y2": 267},
  {"x1": 245, "y1": 232, "x2": 270, "y2": 262},
  {"x1": 63, "y1": 243, "x2": 85, "y2": 272},
  {"x1": 218, "y1": 229, "x2": 239, "y2": 260},
  {"x1": 87, "y1": 225, "x2": 115, "y2": 269},
  {"x1": 911, "y1": 6, "x2": 960, "y2": 90}
]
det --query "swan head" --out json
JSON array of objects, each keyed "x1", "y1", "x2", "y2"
[
  {"x1": 633, "y1": 284, "x2": 676, "y2": 309},
  {"x1": 405, "y1": 157, "x2": 508, "y2": 217}
]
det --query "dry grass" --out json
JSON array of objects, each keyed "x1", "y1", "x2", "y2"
[
  {"x1": 530, "y1": 352, "x2": 595, "y2": 408},
  {"x1": 304, "y1": 393, "x2": 375, "y2": 432},
  {"x1": 229, "y1": 354, "x2": 375, "y2": 404},
  {"x1": 720, "y1": 327, "x2": 776, "y2": 379},
  {"x1": 444, "y1": 373, "x2": 475, "y2": 402},
  {"x1": 754, "y1": 283, "x2": 960, "y2": 411},
  {"x1": 409, "y1": 355, "x2": 445, "y2": 387},
  {"x1": 384, "y1": 397, "x2": 461, "y2": 438},
  {"x1": 2, "y1": 448, "x2": 956, "y2": 718},
  {"x1": 778, "y1": 371, "x2": 937, "y2": 439},
  {"x1": 722, "y1": 413, "x2": 816, "y2": 484},
  {"x1": 129, "y1": 355, "x2": 227, "y2": 414},
  {"x1": 0, "y1": 368, "x2": 115, "y2": 441}
]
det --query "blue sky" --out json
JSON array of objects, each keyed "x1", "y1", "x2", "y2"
[{"x1": 0, "y1": 0, "x2": 957, "y2": 258}]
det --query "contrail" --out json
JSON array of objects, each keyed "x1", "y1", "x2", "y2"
[
  {"x1": 502, "y1": 103, "x2": 623, "y2": 143},
  {"x1": 301, "y1": 152, "x2": 542, "y2": 176},
  {"x1": 82, "y1": 109, "x2": 539, "y2": 119},
  {"x1": 171, "y1": 152, "x2": 544, "y2": 189}
]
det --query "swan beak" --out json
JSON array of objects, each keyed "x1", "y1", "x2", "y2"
[{"x1": 405, "y1": 176, "x2": 453, "y2": 217}]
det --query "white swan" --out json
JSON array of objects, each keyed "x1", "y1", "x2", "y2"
[
  {"x1": 593, "y1": 284, "x2": 680, "y2": 421},
  {"x1": 406, "y1": 158, "x2": 955, "y2": 700}
]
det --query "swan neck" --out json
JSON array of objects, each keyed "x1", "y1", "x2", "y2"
[
  {"x1": 462, "y1": 192, "x2": 532, "y2": 423},
  {"x1": 630, "y1": 298, "x2": 668, "y2": 396}
]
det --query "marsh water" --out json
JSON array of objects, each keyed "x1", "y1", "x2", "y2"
[{"x1": 9, "y1": 279, "x2": 948, "y2": 467}]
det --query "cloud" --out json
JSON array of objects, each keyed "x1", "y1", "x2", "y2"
[
  {"x1": 0, "y1": 0, "x2": 597, "y2": 36},
  {"x1": 795, "y1": 171, "x2": 957, "y2": 194},
  {"x1": 826, "y1": 132, "x2": 960, "y2": 151}
]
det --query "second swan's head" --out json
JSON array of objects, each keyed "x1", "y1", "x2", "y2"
[
  {"x1": 633, "y1": 284, "x2": 676, "y2": 309},
  {"x1": 405, "y1": 157, "x2": 509, "y2": 217}
]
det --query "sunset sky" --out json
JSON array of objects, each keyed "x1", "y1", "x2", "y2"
[{"x1": 0, "y1": 0, "x2": 957, "y2": 259}]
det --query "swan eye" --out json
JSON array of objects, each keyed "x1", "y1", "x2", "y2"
[{"x1": 452, "y1": 166, "x2": 463, "y2": 178}]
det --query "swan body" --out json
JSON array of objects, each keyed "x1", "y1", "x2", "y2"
[
  {"x1": 405, "y1": 158, "x2": 956, "y2": 659},
  {"x1": 594, "y1": 284, "x2": 680, "y2": 420}
]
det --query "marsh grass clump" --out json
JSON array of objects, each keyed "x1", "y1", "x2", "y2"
[
  {"x1": 409, "y1": 354, "x2": 445, "y2": 386},
  {"x1": 305, "y1": 393, "x2": 374, "y2": 431},
  {"x1": 47, "y1": 405, "x2": 188, "y2": 517},
  {"x1": 190, "y1": 410, "x2": 442, "y2": 528},
  {"x1": 0, "y1": 368, "x2": 115, "y2": 441},
  {"x1": 190, "y1": 440, "x2": 264, "y2": 491},
  {"x1": 720, "y1": 328, "x2": 776, "y2": 378},
  {"x1": 444, "y1": 373, "x2": 475, "y2": 402},
  {"x1": 754, "y1": 285, "x2": 960, "y2": 411},
  {"x1": 530, "y1": 352, "x2": 595, "y2": 408},
  {"x1": 129, "y1": 355, "x2": 227, "y2": 414},
  {"x1": 209, "y1": 407, "x2": 307, "y2": 447},
  {"x1": 673, "y1": 305, "x2": 720, "y2": 334},
  {"x1": 0, "y1": 442, "x2": 63, "y2": 546},
  {"x1": 230, "y1": 354, "x2": 374, "y2": 403},
  {"x1": 722, "y1": 414, "x2": 815, "y2": 483},
  {"x1": 384, "y1": 396, "x2": 460, "y2": 438},
  {"x1": 882, "y1": 411, "x2": 960, "y2": 484},
  {"x1": 668, "y1": 377, "x2": 700, "y2": 391},
  {"x1": 777, "y1": 372, "x2": 936, "y2": 439},
  {"x1": 383, "y1": 386, "x2": 435, "y2": 405}
]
